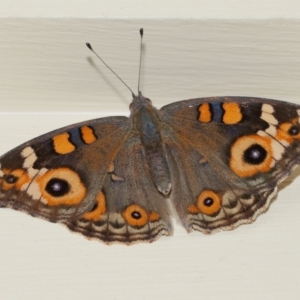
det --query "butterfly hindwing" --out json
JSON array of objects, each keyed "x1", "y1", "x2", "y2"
[
  {"x1": 160, "y1": 97, "x2": 300, "y2": 233},
  {"x1": 65, "y1": 132, "x2": 172, "y2": 244}
]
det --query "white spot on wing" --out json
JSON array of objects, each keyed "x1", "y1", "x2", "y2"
[
  {"x1": 27, "y1": 167, "x2": 48, "y2": 179},
  {"x1": 0, "y1": 164, "x2": 3, "y2": 177},
  {"x1": 270, "y1": 140, "x2": 285, "y2": 160},
  {"x1": 257, "y1": 130, "x2": 268, "y2": 137},
  {"x1": 22, "y1": 147, "x2": 37, "y2": 168},
  {"x1": 24, "y1": 182, "x2": 42, "y2": 200},
  {"x1": 6, "y1": 147, "x2": 50, "y2": 204},
  {"x1": 21, "y1": 147, "x2": 34, "y2": 157},
  {"x1": 260, "y1": 112, "x2": 278, "y2": 125},
  {"x1": 262, "y1": 104, "x2": 275, "y2": 114},
  {"x1": 265, "y1": 125, "x2": 277, "y2": 136},
  {"x1": 297, "y1": 110, "x2": 300, "y2": 123}
]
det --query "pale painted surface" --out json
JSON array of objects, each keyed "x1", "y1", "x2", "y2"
[
  {"x1": 1, "y1": 0, "x2": 300, "y2": 18},
  {"x1": 0, "y1": 3, "x2": 300, "y2": 300}
]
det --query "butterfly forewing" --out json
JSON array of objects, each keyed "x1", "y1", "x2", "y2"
[{"x1": 0, "y1": 117, "x2": 130, "y2": 221}]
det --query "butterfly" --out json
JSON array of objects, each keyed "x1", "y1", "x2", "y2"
[{"x1": 1, "y1": 30, "x2": 300, "y2": 245}]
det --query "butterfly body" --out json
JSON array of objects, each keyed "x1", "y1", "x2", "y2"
[
  {"x1": 1, "y1": 95, "x2": 300, "y2": 244},
  {"x1": 131, "y1": 92, "x2": 172, "y2": 195}
]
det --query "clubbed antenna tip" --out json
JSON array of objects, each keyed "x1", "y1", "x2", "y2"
[
  {"x1": 86, "y1": 43, "x2": 93, "y2": 51},
  {"x1": 86, "y1": 40, "x2": 135, "y2": 96}
]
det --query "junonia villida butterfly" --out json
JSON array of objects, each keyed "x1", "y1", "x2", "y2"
[{"x1": 1, "y1": 28, "x2": 300, "y2": 245}]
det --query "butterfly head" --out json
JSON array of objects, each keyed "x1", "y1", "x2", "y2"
[{"x1": 129, "y1": 92, "x2": 153, "y2": 114}]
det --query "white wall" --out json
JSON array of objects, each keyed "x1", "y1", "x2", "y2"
[{"x1": 0, "y1": 2, "x2": 300, "y2": 300}]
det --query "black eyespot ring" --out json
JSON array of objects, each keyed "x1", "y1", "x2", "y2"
[
  {"x1": 45, "y1": 178, "x2": 70, "y2": 197},
  {"x1": 243, "y1": 144, "x2": 267, "y2": 165},
  {"x1": 288, "y1": 125, "x2": 300, "y2": 136},
  {"x1": 203, "y1": 197, "x2": 214, "y2": 207},
  {"x1": 4, "y1": 174, "x2": 18, "y2": 184},
  {"x1": 131, "y1": 211, "x2": 142, "y2": 219}
]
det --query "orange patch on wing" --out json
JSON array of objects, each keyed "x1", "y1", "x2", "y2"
[
  {"x1": 81, "y1": 126, "x2": 97, "y2": 144},
  {"x1": 1, "y1": 169, "x2": 30, "y2": 190},
  {"x1": 230, "y1": 135, "x2": 273, "y2": 177},
  {"x1": 198, "y1": 103, "x2": 212, "y2": 122},
  {"x1": 149, "y1": 212, "x2": 160, "y2": 222},
  {"x1": 36, "y1": 167, "x2": 86, "y2": 206},
  {"x1": 53, "y1": 133, "x2": 75, "y2": 154},
  {"x1": 122, "y1": 204, "x2": 148, "y2": 227},
  {"x1": 222, "y1": 102, "x2": 242, "y2": 124},
  {"x1": 188, "y1": 204, "x2": 199, "y2": 214},
  {"x1": 197, "y1": 190, "x2": 221, "y2": 215},
  {"x1": 83, "y1": 192, "x2": 106, "y2": 221}
]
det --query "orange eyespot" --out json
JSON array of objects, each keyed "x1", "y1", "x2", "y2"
[
  {"x1": 36, "y1": 168, "x2": 86, "y2": 206},
  {"x1": 1, "y1": 169, "x2": 30, "y2": 190},
  {"x1": 197, "y1": 190, "x2": 221, "y2": 215},
  {"x1": 122, "y1": 204, "x2": 148, "y2": 227},
  {"x1": 230, "y1": 135, "x2": 273, "y2": 177},
  {"x1": 276, "y1": 121, "x2": 300, "y2": 143}
]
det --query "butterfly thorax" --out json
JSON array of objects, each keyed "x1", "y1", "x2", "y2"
[{"x1": 130, "y1": 93, "x2": 172, "y2": 196}]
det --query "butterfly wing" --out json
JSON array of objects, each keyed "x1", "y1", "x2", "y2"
[
  {"x1": 160, "y1": 97, "x2": 300, "y2": 233},
  {"x1": 0, "y1": 116, "x2": 172, "y2": 244},
  {"x1": 65, "y1": 131, "x2": 172, "y2": 244}
]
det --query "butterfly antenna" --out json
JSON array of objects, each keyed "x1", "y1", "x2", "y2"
[
  {"x1": 86, "y1": 42, "x2": 136, "y2": 98},
  {"x1": 137, "y1": 28, "x2": 144, "y2": 94}
]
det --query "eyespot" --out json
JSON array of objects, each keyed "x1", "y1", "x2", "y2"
[
  {"x1": 122, "y1": 204, "x2": 148, "y2": 227},
  {"x1": 230, "y1": 135, "x2": 273, "y2": 177},
  {"x1": 5, "y1": 174, "x2": 18, "y2": 184},
  {"x1": 36, "y1": 167, "x2": 86, "y2": 206},
  {"x1": 1, "y1": 169, "x2": 30, "y2": 190},
  {"x1": 288, "y1": 125, "x2": 300, "y2": 136},
  {"x1": 276, "y1": 121, "x2": 300, "y2": 143},
  {"x1": 197, "y1": 190, "x2": 221, "y2": 215}
]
